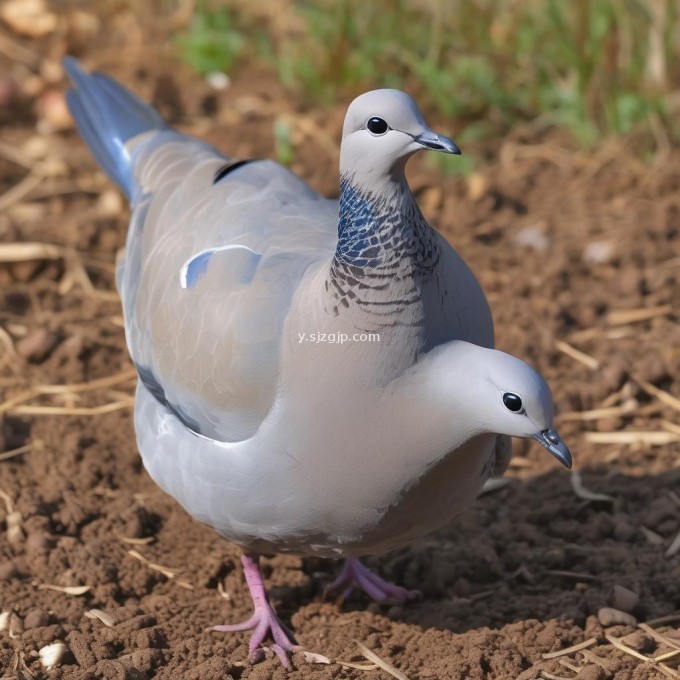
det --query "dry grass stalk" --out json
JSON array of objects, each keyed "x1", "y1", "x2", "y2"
[
  {"x1": 0, "y1": 242, "x2": 63, "y2": 263},
  {"x1": 606, "y1": 634, "x2": 680, "y2": 678},
  {"x1": 581, "y1": 649, "x2": 615, "y2": 670},
  {"x1": 558, "y1": 658, "x2": 581, "y2": 673},
  {"x1": 542, "y1": 637, "x2": 597, "y2": 659},
  {"x1": 639, "y1": 623, "x2": 680, "y2": 652},
  {"x1": 84, "y1": 609, "x2": 115, "y2": 627},
  {"x1": 606, "y1": 305, "x2": 672, "y2": 326},
  {"x1": 641, "y1": 526, "x2": 665, "y2": 545},
  {"x1": 127, "y1": 549, "x2": 194, "y2": 590},
  {"x1": 37, "y1": 584, "x2": 91, "y2": 596},
  {"x1": 35, "y1": 368, "x2": 137, "y2": 395},
  {"x1": 555, "y1": 340, "x2": 600, "y2": 370},
  {"x1": 633, "y1": 376, "x2": 680, "y2": 413},
  {"x1": 559, "y1": 402, "x2": 636, "y2": 422},
  {"x1": 665, "y1": 531, "x2": 680, "y2": 558},
  {"x1": 545, "y1": 570, "x2": 599, "y2": 581},
  {"x1": 0, "y1": 389, "x2": 36, "y2": 415},
  {"x1": 9, "y1": 397, "x2": 134, "y2": 416},
  {"x1": 646, "y1": 614, "x2": 680, "y2": 627},
  {"x1": 303, "y1": 651, "x2": 331, "y2": 664},
  {"x1": 337, "y1": 660, "x2": 378, "y2": 671},
  {"x1": 0, "y1": 170, "x2": 45, "y2": 212},
  {"x1": 662, "y1": 421, "x2": 680, "y2": 436},
  {"x1": 0, "y1": 442, "x2": 36, "y2": 462},
  {"x1": 0, "y1": 142, "x2": 34, "y2": 170},
  {"x1": 353, "y1": 641, "x2": 411, "y2": 680},
  {"x1": 119, "y1": 536, "x2": 155, "y2": 546},
  {"x1": 570, "y1": 471, "x2": 615, "y2": 503},
  {"x1": 605, "y1": 633, "x2": 652, "y2": 662},
  {"x1": 584, "y1": 431, "x2": 680, "y2": 446}
]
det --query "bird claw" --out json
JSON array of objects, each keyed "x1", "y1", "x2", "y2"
[
  {"x1": 211, "y1": 603, "x2": 299, "y2": 668},
  {"x1": 325, "y1": 557, "x2": 420, "y2": 604}
]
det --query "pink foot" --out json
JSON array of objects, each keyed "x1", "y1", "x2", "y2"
[
  {"x1": 211, "y1": 554, "x2": 300, "y2": 667},
  {"x1": 324, "y1": 557, "x2": 420, "y2": 603}
]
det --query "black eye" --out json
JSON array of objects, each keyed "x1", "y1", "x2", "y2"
[
  {"x1": 503, "y1": 392, "x2": 523, "y2": 413},
  {"x1": 367, "y1": 117, "x2": 389, "y2": 135}
]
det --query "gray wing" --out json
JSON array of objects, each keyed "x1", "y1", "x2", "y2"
[{"x1": 118, "y1": 131, "x2": 338, "y2": 442}]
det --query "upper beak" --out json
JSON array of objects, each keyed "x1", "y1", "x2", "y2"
[
  {"x1": 531, "y1": 427, "x2": 572, "y2": 469},
  {"x1": 413, "y1": 129, "x2": 461, "y2": 154}
]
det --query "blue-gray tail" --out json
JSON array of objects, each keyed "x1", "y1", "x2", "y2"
[{"x1": 63, "y1": 57, "x2": 168, "y2": 199}]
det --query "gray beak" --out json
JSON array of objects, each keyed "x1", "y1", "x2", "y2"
[
  {"x1": 531, "y1": 427, "x2": 572, "y2": 469},
  {"x1": 413, "y1": 129, "x2": 461, "y2": 154}
]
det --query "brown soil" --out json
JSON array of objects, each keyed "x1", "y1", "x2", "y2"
[{"x1": 0, "y1": 3, "x2": 679, "y2": 679}]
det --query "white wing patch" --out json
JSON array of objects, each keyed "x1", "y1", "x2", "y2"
[{"x1": 179, "y1": 245, "x2": 262, "y2": 289}]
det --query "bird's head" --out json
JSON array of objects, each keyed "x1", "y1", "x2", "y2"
[
  {"x1": 423, "y1": 342, "x2": 572, "y2": 469},
  {"x1": 340, "y1": 89, "x2": 460, "y2": 181}
]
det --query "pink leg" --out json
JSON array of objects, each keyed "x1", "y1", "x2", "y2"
[
  {"x1": 211, "y1": 554, "x2": 300, "y2": 666},
  {"x1": 324, "y1": 557, "x2": 420, "y2": 603}
]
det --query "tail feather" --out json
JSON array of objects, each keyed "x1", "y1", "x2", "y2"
[{"x1": 63, "y1": 56, "x2": 168, "y2": 198}]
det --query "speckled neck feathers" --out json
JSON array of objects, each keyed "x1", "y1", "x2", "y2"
[{"x1": 327, "y1": 174, "x2": 441, "y2": 328}]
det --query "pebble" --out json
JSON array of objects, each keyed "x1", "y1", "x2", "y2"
[
  {"x1": 597, "y1": 606, "x2": 637, "y2": 627},
  {"x1": 24, "y1": 608, "x2": 49, "y2": 629},
  {"x1": 612, "y1": 584, "x2": 639, "y2": 612},
  {"x1": 39, "y1": 641, "x2": 69, "y2": 669}
]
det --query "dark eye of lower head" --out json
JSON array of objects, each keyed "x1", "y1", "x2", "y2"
[
  {"x1": 503, "y1": 392, "x2": 523, "y2": 412},
  {"x1": 367, "y1": 117, "x2": 389, "y2": 135}
]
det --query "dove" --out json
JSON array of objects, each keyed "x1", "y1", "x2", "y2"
[{"x1": 64, "y1": 57, "x2": 571, "y2": 666}]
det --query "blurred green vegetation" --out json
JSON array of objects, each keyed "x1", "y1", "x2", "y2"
[{"x1": 176, "y1": 0, "x2": 678, "y2": 147}]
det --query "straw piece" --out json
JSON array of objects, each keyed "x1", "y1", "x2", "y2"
[
  {"x1": 606, "y1": 305, "x2": 672, "y2": 325},
  {"x1": 665, "y1": 530, "x2": 680, "y2": 558},
  {"x1": 38, "y1": 584, "x2": 91, "y2": 596},
  {"x1": 638, "y1": 623, "x2": 680, "y2": 652},
  {"x1": 584, "y1": 431, "x2": 680, "y2": 446},
  {"x1": 127, "y1": 549, "x2": 193, "y2": 590},
  {"x1": 633, "y1": 376, "x2": 680, "y2": 413},
  {"x1": 555, "y1": 340, "x2": 600, "y2": 370},
  {"x1": 354, "y1": 641, "x2": 411, "y2": 680},
  {"x1": 570, "y1": 471, "x2": 615, "y2": 503},
  {"x1": 34, "y1": 368, "x2": 137, "y2": 395},
  {"x1": 559, "y1": 403, "x2": 636, "y2": 422},
  {"x1": 9, "y1": 398, "x2": 134, "y2": 416},
  {"x1": 542, "y1": 637, "x2": 597, "y2": 659}
]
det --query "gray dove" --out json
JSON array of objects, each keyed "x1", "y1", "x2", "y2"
[{"x1": 64, "y1": 57, "x2": 571, "y2": 666}]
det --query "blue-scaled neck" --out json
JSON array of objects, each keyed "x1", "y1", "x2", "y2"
[{"x1": 334, "y1": 173, "x2": 437, "y2": 270}]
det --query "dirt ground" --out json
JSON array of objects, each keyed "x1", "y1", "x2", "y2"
[{"x1": 0, "y1": 3, "x2": 679, "y2": 679}]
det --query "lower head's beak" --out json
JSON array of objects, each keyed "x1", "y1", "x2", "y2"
[
  {"x1": 531, "y1": 427, "x2": 572, "y2": 469},
  {"x1": 413, "y1": 129, "x2": 461, "y2": 154}
]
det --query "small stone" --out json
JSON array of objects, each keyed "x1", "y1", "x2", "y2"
[
  {"x1": 597, "y1": 606, "x2": 636, "y2": 627},
  {"x1": 577, "y1": 665, "x2": 606, "y2": 680},
  {"x1": 206, "y1": 72, "x2": 230, "y2": 91},
  {"x1": 583, "y1": 240, "x2": 615, "y2": 264},
  {"x1": 39, "y1": 641, "x2": 68, "y2": 669},
  {"x1": 24, "y1": 608, "x2": 49, "y2": 629},
  {"x1": 513, "y1": 226, "x2": 549, "y2": 251},
  {"x1": 622, "y1": 630, "x2": 655, "y2": 653},
  {"x1": 613, "y1": 584, "x2": 639, "y2": 612}
]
